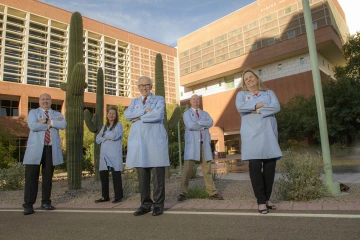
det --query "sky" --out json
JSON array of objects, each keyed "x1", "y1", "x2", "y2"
[{"x1": 39, "y1": 0, "x2": 359, "y2": 47}]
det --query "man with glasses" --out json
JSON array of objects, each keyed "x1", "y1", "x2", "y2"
[{"x1": 124, "y1": 76, "x2": 169, "y2": 216}]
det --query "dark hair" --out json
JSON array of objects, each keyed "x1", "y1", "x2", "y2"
[{"x1": 104, "y1": 106, "x2": 119, "y2": 132}]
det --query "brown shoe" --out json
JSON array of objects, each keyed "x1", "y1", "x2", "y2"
[{"x1": 209, "y1": 193, "x2": 224, "y2": 200}]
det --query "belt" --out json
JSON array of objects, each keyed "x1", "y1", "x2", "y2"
[{"x1": 44, "y1": 145, "x2": 52, "y2": 148}]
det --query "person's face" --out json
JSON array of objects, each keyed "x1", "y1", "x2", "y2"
[
  {"x1": 138, "y1": 78, "x2": 152, "y2": 96},
  {"x1": 190, "y1": 95, "x2": 200, "y2": 109},
  {"x1": 107, "y1": 109, "x2": 117, "y2": 122},
  {"x1": 243, "y1": 71, "x2": 259, "y2": 90},
  {"x1": 39, "y1": 94, "x2": 52, "y2": 110}
]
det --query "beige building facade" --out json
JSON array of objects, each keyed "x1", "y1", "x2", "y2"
[{"x1": 0, "y1": 0, "x2": 178, "y2": 119}]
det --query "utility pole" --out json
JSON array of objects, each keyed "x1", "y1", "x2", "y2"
[{"x1": 302, "y1": 0, "x2": 340, "y2": 194}]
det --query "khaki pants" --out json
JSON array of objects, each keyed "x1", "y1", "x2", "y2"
[{"x1": 180, "y1": 144, "x2": 217, "y2": 196}]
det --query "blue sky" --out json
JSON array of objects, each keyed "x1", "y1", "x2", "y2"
[{"x1": 39, "y1": 0, "x2": 254, "y2": 47}]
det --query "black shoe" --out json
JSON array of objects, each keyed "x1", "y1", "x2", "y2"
[
  {"x1": 40, "y1": 203, "x2": 56, "y2": 210},
  {"x1": 177, "y1": 193, "x2": 186, "y2": 202},
  {"x1": 133, "y1": 207, "x2": 151, "y2": 216},
  {"x1": 112, "y1": 199, "x2": 122, "y2": 204},
  {"x1": 94, "y1": 198, "x2": 110, "y2": 203},
  {"x1": 23, "y1": 207, "x2": 35, "y2": 215},
  {"x1": 152, "y1": 207, "x2": 163, "y2": 216}
]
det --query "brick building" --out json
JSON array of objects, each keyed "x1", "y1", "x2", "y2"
[{"x1": 177, "y1": 0, "x2": 349, "y2": 153}]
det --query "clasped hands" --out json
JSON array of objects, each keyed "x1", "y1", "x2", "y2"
[
  {"x1": 131, "y1": 108, "x2": 152, "y2": 123},
  {"x1": 38, "y1": 117, "x2": 63, "y2": 125},
  {"x1": 252, "y1": 103, "x2": 266, "y2": 114}
]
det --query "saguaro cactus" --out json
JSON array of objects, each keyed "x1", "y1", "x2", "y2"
[
  {"x1": 155, "y1": 53, "x2": 181, "y2": 178},
  {"x1": 84, "y1": 67, "x2": 104, "y2": 181},
  {"x1": 155, "y1": 53, "x2": 181, "y2": 132},
  {"x1": 60, "y1": 12, "x2": 87, "y2": 190}
]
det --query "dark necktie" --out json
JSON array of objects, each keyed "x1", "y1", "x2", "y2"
[
  {"x1": 142, "y1": 96, "x2": 147, "y2": 105},
  {"x1": 196, "y1": 109, "x2": 202, "y2": 140},
  {"x1": 44, "y1": 110, "x2": 50, "y2": 145}
]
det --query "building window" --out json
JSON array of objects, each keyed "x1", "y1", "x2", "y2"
[
  {"x1": 193, "y1": 46, "x2": 199, "y2": 52},
  {"x1": 225, "y1": 76, "x2": 234, "y2": 89},
  {"x1": 195, "y1": 64, "x2": 201, "y2": 71},
  {"x1": 205, "y1": 85, "x2": 208, "y2": 90},
  {"x1": 278, "y1": 64, "x2": 283, "y2": 70},
  {"x1": 192, "y1": 89, "x2": 195, "y2": 94},
  {"x1": 287, "y1": 30, "x2": 296, "y2": 39},
  {"x1": 284, "y1": 7, "x2": 292, "y2": 15},
  {"x1": 184, "y1": 68, "x2": 189, "y2": 74},
  {"x1": 220, "y1": 55, "x2": 226, "y2": 62},
  {"x1": 313, "y1": 22, "x2": 318, "y2": 30},
  {"x1": 266, "y1": 15, "x2": 272, "y2": 22},
  {"x1": 219, "y1": 81, "x2": 222, "y2": 86},
  {"x1": 251, "y1": 44, "x2": 257, "y2": 51},
  {"x1": 258, "y1": 69, "x2": 262, "y2": 76},
  {"x1": 235, "y1": 49, "x2": 241, "y2": 56},
  {"x1": 182, "y1": 51, "x2": 188, "y2": 57},
  {"x1": 208, "y1": 59, "x2": 213, "y2": 66},
  {"x1": 206, "y1": 40, "x2": 212, "y2": 47},
  {"x1": 300, "y1": 57, "x2": 305, "y2": 64},
  {"x1": 268, "y1": 37, "x2": 275, "y2": 45},
  {"x1": 181, "y1": 92, "x2": 183, "y2": 97},
  {"x1": 0, "y1": 100, "x2": 19, "y2": 116},
  {"x1": 248, "y1": 21, "x2": 256, "y2": 29}
]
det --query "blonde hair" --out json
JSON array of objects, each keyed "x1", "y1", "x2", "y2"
[{"x1": 241, "y1": 69, "x2": 267, "y2": 91}]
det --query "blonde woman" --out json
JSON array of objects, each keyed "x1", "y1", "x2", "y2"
[{"x1": 235, "y1": 69, "x2": 282, "y2": 214}]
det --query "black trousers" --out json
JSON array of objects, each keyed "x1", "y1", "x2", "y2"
[
  {"x1": 99, "y1": 169, "x2": 123, "y2": 201},
  {"x1": 248, "y1": 158, "x2": 277, "y2": 205},
  {"x1": 136, "y1": 167, "x2": 165, "y2": 210},
  {"x1": 23, "y1": 146, "x2": 54, "y2": 208}
]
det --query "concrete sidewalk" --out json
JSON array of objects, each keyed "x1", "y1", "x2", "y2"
[{"x1": 2, "y1": 201, "x2": 360, "y2": 212}]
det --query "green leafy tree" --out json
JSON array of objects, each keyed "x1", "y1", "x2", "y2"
[
  {"x1": 334, "y1": 32, "x2": 360, "y2": 80},
  {"x1": 277, "y1": 32, "x2": 360, "y2": 145},
  {"x1": 0, "y1": 128, "x2": 17, "y2": 169}
]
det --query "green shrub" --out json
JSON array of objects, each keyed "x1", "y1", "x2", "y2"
[
  {"x1": 0, "y1": 163, "x2": 25, "y2": 191},
  {"x1": 187, "y1": 187, "x2": 208, "y2": 199},
  {"x1": 190, "y1": 163, "x2": 200, "y2": 179},
  {"x1": 275, "y1": 151, "x2": 328, "y2": 201},
  {"x1": 83, "y1": 143, "x2": 95, "y2": 175}
]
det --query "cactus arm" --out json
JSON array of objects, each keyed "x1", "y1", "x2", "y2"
[
  {"x1": 69, "y1": 63, "x2": 86, "y2": 95},
  {"x1": 84, "y1": 109, "x2": 97, "y2": 133},
  {"x1": 60, "y1": 83, "x2": 67, "y2": 91},
  {"x1": 168, "y1": 106, "x2": 181, "y2": 129}
]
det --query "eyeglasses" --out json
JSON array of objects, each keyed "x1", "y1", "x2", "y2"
[{"x1": 138, "y1": 84, "x2": 151, "y2": 88}]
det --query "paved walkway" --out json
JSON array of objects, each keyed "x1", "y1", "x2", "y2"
[
  {"x1": 2, "y1": 201, "x2": 360, "y2": 211},
  {"x1": 2, "y1": 153, "x2": 359, "y2": 212}
]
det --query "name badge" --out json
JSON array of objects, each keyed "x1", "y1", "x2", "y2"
[{"x1": 245, "y1": 95, "x2": 252, "y2": 101}]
